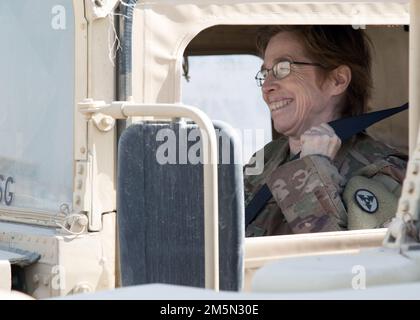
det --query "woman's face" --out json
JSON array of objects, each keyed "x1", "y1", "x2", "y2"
[{"x1": 262, "y1": 31, "x2": 337, "y2": 138}]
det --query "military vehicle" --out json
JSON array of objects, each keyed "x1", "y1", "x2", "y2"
[{"x1": 1, "y1": 0, "x2": 419, "y2": 299}]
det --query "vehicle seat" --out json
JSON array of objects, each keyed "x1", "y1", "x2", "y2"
[{"x1": 117, "y1": 120, "x2": 244, "y2": 291}]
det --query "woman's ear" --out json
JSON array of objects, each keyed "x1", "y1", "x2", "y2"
[{"x1": 328, "y1": 65, "x2": 352, "y2": 96}]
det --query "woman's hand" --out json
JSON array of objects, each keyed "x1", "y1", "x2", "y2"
[{"x1": 300, "y1": 123, "x2": 341, "y2": 160}]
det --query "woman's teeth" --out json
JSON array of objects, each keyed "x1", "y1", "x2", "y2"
[{"x1": 270, "y1": 99, "x2": 293, "y2": 111}]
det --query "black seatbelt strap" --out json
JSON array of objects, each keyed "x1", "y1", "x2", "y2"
[{"x1": 245, "y1": 103, "x2": 408, "y2": 227}]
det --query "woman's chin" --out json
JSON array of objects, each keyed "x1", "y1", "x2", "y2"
[{"x1": 273, "y1": 123, "x2": 296, "y2": 137}]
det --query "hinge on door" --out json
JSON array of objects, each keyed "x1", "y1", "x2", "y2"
[
  {"x1": 73, "y1": 156, "x2": 93, "y2": 226},
  {"x1": 384, "y1": 152, "x2": 420, "y2": 249}
]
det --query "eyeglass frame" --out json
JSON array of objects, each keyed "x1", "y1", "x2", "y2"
[{"x1": 255, "y1": 60, "x2": 325, "y2": 87}]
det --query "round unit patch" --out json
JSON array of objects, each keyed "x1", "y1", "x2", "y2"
[{"x1": 354, "y1": 189, "x2": 378, "y2": 214}]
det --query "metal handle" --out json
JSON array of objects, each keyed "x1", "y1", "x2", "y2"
[{"x1": 79, "y1": 100, "x2": 219, "y2": 291}]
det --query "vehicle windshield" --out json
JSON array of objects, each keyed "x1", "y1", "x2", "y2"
[{"x1": 0, "y1": 0, "x2": 74, "y2": 213}]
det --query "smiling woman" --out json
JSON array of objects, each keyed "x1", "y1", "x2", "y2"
[{"x1": 245, "y1": 25, "x2": 408, "y2": 237}]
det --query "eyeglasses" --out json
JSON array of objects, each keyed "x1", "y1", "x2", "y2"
[{"x1": 255, "y1": 60, "x2": 324, "y2": 87}]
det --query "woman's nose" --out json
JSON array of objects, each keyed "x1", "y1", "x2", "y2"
[{"x1": 261, "y1": 74, "x2": 278, "y2": 94}]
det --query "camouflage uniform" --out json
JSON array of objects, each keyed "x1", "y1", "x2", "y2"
[{"x1": 245, "y1": 133, "x2": 407, "y2": 237}]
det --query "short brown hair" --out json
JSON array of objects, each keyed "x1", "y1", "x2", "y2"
[{"x1": 256, "y1": 25, "x2": 373, "y2": 117}]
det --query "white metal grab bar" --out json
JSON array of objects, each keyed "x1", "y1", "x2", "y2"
[{"x1": 79, "y1": 100, "x2": 220, "y2": 291}]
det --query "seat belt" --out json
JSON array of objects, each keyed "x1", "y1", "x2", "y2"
[{"x1": 245, "y1": 103, "x2": 408, "y2": 227}]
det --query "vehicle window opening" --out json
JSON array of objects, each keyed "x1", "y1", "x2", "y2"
[{"x1": 184, "y1": 24, "x2": 409, "y2": 237}]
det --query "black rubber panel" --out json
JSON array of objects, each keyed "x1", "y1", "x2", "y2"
[{"x1": 117, "y1": 120, "x2": 244, "y2": 291}]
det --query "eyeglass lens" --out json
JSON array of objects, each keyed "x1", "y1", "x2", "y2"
[{"x1": 256, "y1": 61, "x2": 291, "y2": 87}]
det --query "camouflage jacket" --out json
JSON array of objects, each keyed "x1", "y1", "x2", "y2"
[{"x1": 244, "y1": 133, "x2": 407, "y2": 237}]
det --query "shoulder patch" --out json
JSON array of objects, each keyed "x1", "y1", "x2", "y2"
[{"x1": 354, "y1": 189, "x2": 378, "y2": 214}]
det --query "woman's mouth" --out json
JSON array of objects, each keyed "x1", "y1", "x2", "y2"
[{"x1": 269, "y1": 99, "x2": 293, "y2": 112}]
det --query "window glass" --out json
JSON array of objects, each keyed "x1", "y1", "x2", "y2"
[
  {"x1": 182, "y1": 55, "x2": 271, "y2": 163},
  {"x1": 0, "y1": 0, "x2": 74, "y2": 212}
]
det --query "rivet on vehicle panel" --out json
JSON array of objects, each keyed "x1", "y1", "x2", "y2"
[
  {"x1": 407, "y1": 181, "x2": 415, "y2": 193},
  {"x1": 72, "y1": 283, "x2": 93, "y2": 294},
  {"x1": 80, "y1": 147, "x2": 86, "y2": 154},
  {"x1": 43, "y1": 276, "x2": 49, "y2": 286},
  {"x1": 401, "y1": 200, "x2": 410, "y2": 212},
  {"x1": 101, "y1": 117, "x2": 112, "y2": 127}
]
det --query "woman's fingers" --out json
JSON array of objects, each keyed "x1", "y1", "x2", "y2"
[
  {"x1": 320, "y1": 123, "x2": 335, "y2": 135},
  {"x1": 300, "y1": 123, "x2": 341, "y2": 160},
  {"x1": 303, "y1": 124, "x2": 333, "y2": 136}
]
